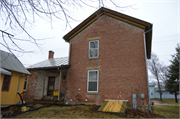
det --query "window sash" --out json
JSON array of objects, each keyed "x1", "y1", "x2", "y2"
[
  {"x1": 2, "y1": 75, "x2": 11, "y2": 91},
  {"x1": 89, "y1": 40, "x2": 99, "y2": 58},
  {"x1": 87, "y1": 70, "x2": 98, "y2": 92}
]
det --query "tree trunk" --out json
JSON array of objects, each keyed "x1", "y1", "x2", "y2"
[
  {"x1": 157, "y1": 78, "x2": 162, "y2": 101},
  {"x1": 175, "y1": 93, "x2": 178, "y2": 103}
]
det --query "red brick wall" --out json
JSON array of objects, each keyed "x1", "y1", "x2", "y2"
[
  {"x1": 65, "y1": 15, "x2": 149, "y2": 105},
  {"x1": 23, "y1": 70, "x2": 37, "y2": 100}
]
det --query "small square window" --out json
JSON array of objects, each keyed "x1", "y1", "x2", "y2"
[
  {"x1": 2, "y1": 75, "x2": 11, "y2": 91},
  {"x1": 62, "y1": 75, "x2": 66, "y2": 80}
]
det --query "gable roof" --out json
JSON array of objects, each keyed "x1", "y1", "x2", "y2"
[
  {"x1": 0, "y1": 50, "x2": 31, "y2": 75},
  {"x1": 27, "y1": 57, "x2": 69, "y2": 69},
  {"x1": 63, "y1": 7, "x2": 153, "y2": 59}
]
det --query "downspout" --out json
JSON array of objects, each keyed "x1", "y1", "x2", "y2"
[
  {"x1": 17, "y1": 74, "x2": 25, "y2": 105},
  {"x1": 17, "y1": 74, "x2": 25, "y2": 93},
  {"x1": 143, "y1": 28, "x2": 152, "y2": 113},
  {"x1": 58, "y1": 67, "x2": 62, "y2": 101}
]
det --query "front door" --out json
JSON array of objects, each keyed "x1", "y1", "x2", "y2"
[{"x1": 47, "y1": 77, "x2": 55, "y2": 96}]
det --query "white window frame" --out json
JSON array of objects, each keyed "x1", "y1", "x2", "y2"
[
  {"x1": 89, "y1": 40, "x2": 99, "y2": 58},
  {"x1": 23, "y1": 75, "x2": 29, "y2": 91},
  {"x1": 87, "y1": 70, "x2": 99, "y2": 93}
]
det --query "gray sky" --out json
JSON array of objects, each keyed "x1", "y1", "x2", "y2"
[{"x1": 1, "y1": 0, "x2": 179, "y2": 68}]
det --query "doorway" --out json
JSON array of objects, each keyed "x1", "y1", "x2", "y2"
[{"x1": 47, "y1": 76, "x2": 55, "y2": 96}]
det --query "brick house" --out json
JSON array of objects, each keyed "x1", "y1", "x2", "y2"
[
  {"x1": 24, "y1": 7, "x2": 152, "y2": 107},
  {"x1": 63, "y1": 7, "x2": 152, "y2": 106}
]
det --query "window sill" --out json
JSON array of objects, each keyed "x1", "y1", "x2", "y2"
[
  {"x1": 2, "y1": 90, "x2": 9, "y2": 92},
  {"x1": 88, "y1": 57, "x2": 99, "y2": 60},
  {"x1": 86, "y1": 93, "x2": 99, "y2": 95}
]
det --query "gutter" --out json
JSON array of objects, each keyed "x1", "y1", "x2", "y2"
[{"x1": 143, "y1": 28, "x2": 153, "y2": 113}]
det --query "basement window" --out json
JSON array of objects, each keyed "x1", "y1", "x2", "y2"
[
  {"x1": 89, "y1": 40, "x2": 99, "y2": 58},
  {"x1": 87, "y1": 70, "x2": 98, "y2": 93},
  {"x1": 2, "y1": 75, "x2": 11, "y2": 91}
]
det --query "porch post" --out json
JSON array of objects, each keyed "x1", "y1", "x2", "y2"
[{"x1": 58, "y1": 67, "x2": 62, "y2": 100}]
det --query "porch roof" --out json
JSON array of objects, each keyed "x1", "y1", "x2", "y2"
[
  {"x1": 27, "y1": 57, "x2": 69, "y2": 69},
  {"x1": 0, "y1": 68, "x2": 12, "y2": 76}
]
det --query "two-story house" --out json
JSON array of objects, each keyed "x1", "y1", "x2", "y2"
[
  {"x1": 24, "y1": 7, "x2": 152, "y2": 107},
  {"x1": 63, "y1": 7, "x2": 152, "y2": 106}
]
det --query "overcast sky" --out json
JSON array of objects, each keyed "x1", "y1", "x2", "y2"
[{"x1": 1, "y1": 0, "x2": 179, "y2": 69}]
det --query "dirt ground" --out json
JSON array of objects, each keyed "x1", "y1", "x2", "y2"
[{"x1": 124, "y1": 109, "x2": 164, "y2": 118}]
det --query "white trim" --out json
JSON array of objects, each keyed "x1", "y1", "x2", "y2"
[
  {"x1": 89, "y1": 40, "x2": 99, "y2": 58},
  {"x1": 87, "y1": 70, "x2": 99, "y2": 93},
  {"x1": 104, "y1": 99, "x2": 129, "y2": 102}
]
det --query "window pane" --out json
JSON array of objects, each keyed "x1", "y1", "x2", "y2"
[
  {"x1": 90, "y1": 49, "x2": 98, "y2": 58},
  {"x1": 2, "y1": 82, "x2": 7, "y2": 90},
  {"x1": 24, "y1": 81, "x2": 27, "y2": 90},
  {"x1": 88, "y1": 82, "x2": 97, "y2": 91},
  {"x1": 90, "y1": 41, "x2": 98, "y2": 48},
  {"x1": 62, "y1": 75, "x2": 66, "y2": 80},
  {"x1": 4, "y1": 75, "x2": 10, "y2": 82},
  {"x1": 89, "y1": 71, "x2": 97, "y2": 81}
]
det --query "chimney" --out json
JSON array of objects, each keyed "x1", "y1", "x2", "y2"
[{"x1": 48, "y1": 50, "x2": 54, "y2": 59}]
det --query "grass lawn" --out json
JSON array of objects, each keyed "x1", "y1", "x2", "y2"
[
  {"x1": 151, "y1": 98, "x2": 180, "y2": 105},
  {"x1": 152, "y1": 105, "x2": 179, "y2": 118},
  {"x1": 14, "y1": 105, "x2": 125, "y2": 118}
]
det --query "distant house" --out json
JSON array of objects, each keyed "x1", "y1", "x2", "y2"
[
  {"x1": 0, "y1": 50, "x2": 31, "y2": 105},
  {"x1": 25, "y1": 7, "x2": 153, "y2": 106},
  {"x1": 149, "y1": 82, "x2": 156, "y2": 99},
  {"x1": 23, "y1": 51, "x2": 70, "y2": 102},
  {"x1": 149, "y1": 82, "x2": 179, "y2": 99}
]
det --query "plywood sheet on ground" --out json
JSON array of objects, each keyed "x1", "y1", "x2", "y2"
[{"x1": 98, "y1": 100, "x2": 128, "y2": 113}]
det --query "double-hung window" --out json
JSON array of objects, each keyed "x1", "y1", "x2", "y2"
[
  {"x1": 89, "y1": 40, "x2": 99, "y2": 58},
  {"x1": 87, "y1": 70, "x2": 98, "y2": 93},
  {"x1": 2, "y1": 75, "x2": 11, "y2": 91}
]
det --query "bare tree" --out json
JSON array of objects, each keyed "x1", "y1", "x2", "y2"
[
  {"x1": 0, "y1": 0, "x2": 135, "y2": 55},
  {"x1": 147, "y1": 52, "x2": 167, "y2": 101}
]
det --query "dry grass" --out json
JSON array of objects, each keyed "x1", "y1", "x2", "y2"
[
  {"x1": 151, "y1": 98, "x2": 180, "y2": 105},
  {"x1": 12, "y1": 102, "x2": 179, "y2": 118},
  {"x1": 152, "y1": 105, "x2": 179, "y2": 118},
  {"x1": 14, "y1": 105, "x2": 125, "y2": 118}
]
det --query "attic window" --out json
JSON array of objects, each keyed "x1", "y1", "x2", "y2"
[
  {"x1": 89, "y1": 40, "x2": 99, "y2": 58},
  {"x1": 2, "y1": 75, "x2": 11, "y2": 91}
]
